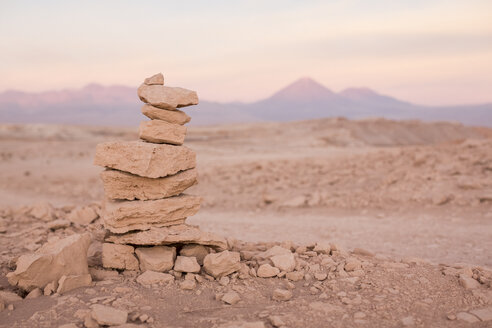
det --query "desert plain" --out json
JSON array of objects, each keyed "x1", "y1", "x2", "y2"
[{"x1": 0, "y1": 117, "x2": 491, "y2": 327}]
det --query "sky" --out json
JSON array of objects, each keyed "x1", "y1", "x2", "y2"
[{"x1": 1, "y1": 0, "x2": 492, "y2": 106}]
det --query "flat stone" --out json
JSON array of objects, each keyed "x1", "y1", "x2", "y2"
[
  {"x1": 313, "y1": 242, "x2": 331, "y2": 254},
  {"x1": 286, "y1": 271, "x2": 304, "y2": 282},
  {"x1": 174, "y1": 256, "x2": 200, "y2": 273},
  {"x1": 57, "y1": 274, "x2": 92, "y2": 294},
  {"x1": 144, "y1": 73, "x2": 164, "y2": 85},
  {"x1": 0, "y1": 291, "x2": 23, "y2": 304},
  {"x1": 203, "y1": 250, "x2": 241, "y2": 278},
  {"x1": 7, "y1": 233, "x2": 91, "y2": 291},
  {"x1": 180, "y1": 279, "x2": 196, "y2": 290},
  {"x1": 102, "y1": 243, "x2": 139, "y2": 271},
  {"x1": 257, "y1": 246, "x2": 292, "y2": 260},
  {"x1": 272, "y1": 289, "x2": 292, "y2": 301},
  {"x1": 142, "y1": 104, "x2": 191, "y2": 125},
  {"x1": 179, "y1": 244, "x2": 209, "y2": 265},
  {"x1": 106, "y1": 224, "x2": 227, "y2": 251},
  {"x1": 222, "y1": 291, "x2": 241, "y2": 305},
  {"x1": 459, "y1": 274, "x2": 481, "y2": 289},
  {"x1": 136, "y1": 270, "x2": 174, "y2": 286},
  {"x1": 94, "y1": 141, "x2": 195, "y2": 179},
  {"x1": 100, "y1": 168, "x2": 197, "y2": 201},
  {"x1": 139, "y1": 120, "x2": 187, "y2": 145},
  {"x1": 103, "y1": 195, "x2": 201, "y2": 233},
  {"x1": 257, "y1": 264, "x2": 280, "y2": 278},
  {"x1": 91, "y1": 304, "x2": 128, "y2": 326},
  {"x1": 135, "y1": 246, "x2": 176, "y2": 272},
  {"x1": 67, "y1": 206, "x2": 99, "y2": 225},
  {"x1": 271, "y1": 253, "x2": 296, "y2": 272},
  {"x1": 470, "y1": 307, "x2": 492, "y2": 321},
  {"x1": 137, "y1": 84, "x2": 198, "y2": 110},
  {"x1": 456, "y1": 312, "x2": 480, "y2": 323},
  {"x1": 25, "y1": 288, "x2": 42, "y2": 299}
]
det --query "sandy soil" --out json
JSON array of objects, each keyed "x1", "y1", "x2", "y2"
[{"x1": 0, "y1": 118, "x2": 491, "y2": 327}]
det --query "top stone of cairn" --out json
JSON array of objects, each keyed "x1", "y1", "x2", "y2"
[{"x1": 138, "y1": 73, "x2": 198, "y2": 111}]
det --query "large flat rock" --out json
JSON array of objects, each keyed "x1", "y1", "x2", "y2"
[
  {"x1": 94, "y1": 141, "x2": 195, "y2": 178},
  {"x1": 141, "y1": 104, "x2": 191, "y2": 125},
  {"x1": 7, "y1": 234, "x2": 91, "y2": 291},
  {"x1": 137, "y1": 84, "x2": 198, "y2": 110},
  {"x1": 139, "y1": 120, "x2": 187, "y2": 145},
  {"x1": 103, "y1": 195, "x2": 201, "y2": 233},
  {"x1": 106, "y1": 224, "x2": 227, "y2": 251},
  {"x1": 101, "y1": 168, "x2": 197, "y2": 201}
]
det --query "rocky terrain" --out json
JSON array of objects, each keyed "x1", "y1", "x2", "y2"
[{"x1": 0, "y1": 118, "x2": 491, "y2": 327}]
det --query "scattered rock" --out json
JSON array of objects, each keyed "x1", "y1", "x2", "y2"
[
  {"x1": 57, "y1": 274, "x2": 92, "y2": 294},
  {"x1": 136, "y1": 271, "x2": 174, "y2": 286},
  {"x1": 345, "y1": 258, "x2": 362, "y2": 272},
  {"x1": 174, "y1": 256, "x2": 201, "y2": 273},
  {"x1": 313, "y1": 242, "x2": 331, "y2": 254},
  {"x1": 459, "y1": 274, "x2": 481, "y2": 289},
  {"x1": 0, "y1": 291, "x2": 23, "y2": 304},
  {"x1": 203, "y1": 250, "x2": 241, "y2": 278},
  {"x1": 456, "y1": 312, "x2": 480, "y2": 323},
  {"x1": 257, "y1": 264, "x2": 280, "y2": 278},
  {"x1": 91, "y1": 304, "x2": 128, "y2": 326},
  {"x1": 135, "y1": 246, "x2": 176, "y2": 272},
  {"x1": 102, "y1": 243, "x2": 139, "y2": 271},
  {"x1": 180, "y1": 244, "x2": 209, "y2": 265},
  {"x1": 272, "y1": 288, "x2": 292, "y2": 301},
  {"x1": 7, "y1": 233, "x2": 91, "y2": 291},
  {"x1": 469, "y1": 307, "x2": 492, "y2": 321},
  {"x1": 257, "y1": 246, "x2": 291, "y2": 260},
  {"x1": 28, "y1": 201, "x2": 56, "y2": 221},
  {"x1": 271, "y1": 253, "x2": 296, "y2": 272},
  {"x1": 269, "y1": 315, "x2": 285, "y2": 327},
  {"x1": 286, "y1": 271, "x2": 304, "y2": 282},
  {"x1": 67, "y1": 206, "x2": 98, "y2": 225},
  {"x1": 25, "y1": 288, "x2": 42, "y2": 299},
  {"x1": 180, "y1": 279, "x2": 196, "y2": 290},
  {"x1": 221, "y1": 291, "x2": 241, "y2": 305}
]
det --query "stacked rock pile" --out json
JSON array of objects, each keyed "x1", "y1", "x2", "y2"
[{"x1": 94, "y1": 73, "x2": 231, "y2": 275}]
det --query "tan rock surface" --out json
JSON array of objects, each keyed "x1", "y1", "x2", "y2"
[
  {"x1": 7, "y1": 233, "x2": 91, "y2": 291},
  {"x1": 139, "y1": 120, "x2": 187, "y2": 145},
  {"x1": 179, "y1": 244, "x2": 210, "y2": 265},
  {"x1": 100, "y1": 168, "x2": 197, "y2": 201},
  {"x1": 141, "y1": 104, "x2": 191, "y2": 125},
  {"x1": 257, "y1": 264, "x2": 280, "y2": 278},
  {"x1": 67, "y1": 206, "x2": 99, "y2": 225},
  {"x1": 137, "y1": 84, "x2": 198, "y2": 110},
  {"x1": 271, "y1": 253, "x2": 296, "y2": 272},
  {"x1": 103, "y1": 195, "x2": 201, "y2": 233},
  {"x1": 94, "y1": 141, "x2": 195, "y2": 178},
  {"x1": 102, "y1": 243, "x2": 139, "y2": 271},
  {"x1": 91, "y1": 304, "x2": 128, "y2": 326},
  {"x1": 136, "y1": 270, "x2": 174, "y2": 286},
  {"x1": 203, "y1": 250, "x2": 241, "y2": 278},
  {"x1": 106, "y1": 224, "x2": 227, "y2": 251},
  {"x1": 144, "y1": 73, "x2": 164, "y2": 85},
  {"x1": 135, "y1": 246, "x2": 176, "y2": 272},
  {"x1": 173, "y1": 256, "x2": 200, "y2": 273},
  {"x1": 57, "y1": 274, "x2": 92, "y2": 294}
]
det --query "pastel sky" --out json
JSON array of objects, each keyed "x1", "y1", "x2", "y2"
[{"x1": 1, "y1": 0, "x2": 492, "y2": 105}]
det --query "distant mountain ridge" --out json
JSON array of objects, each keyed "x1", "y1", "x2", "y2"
[{"x1": 0, "y1": 78, "x2": 491, "y2": 127}]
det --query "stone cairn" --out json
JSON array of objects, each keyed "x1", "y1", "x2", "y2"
[{"x1": 94, "y1": 73, "x2": 238, "y2": 278}]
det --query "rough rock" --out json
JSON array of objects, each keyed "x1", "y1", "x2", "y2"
[
  {"x1": 101, "y1": 168, "x2": 196, "y2": 201},
  {"x1": 286, "y1": 271, "x2": 304, "y2": 281},
  {"x1": 142, "y1": 104, "x2": 191, "y2": 125},
  {"x1": 345, "y1": 258, "x2": 362, "y2": 272},
  {"x1": 94, "y1": 141, "x2": 195, "y2": 179},
  {"x1": 271, "y1": 253, "x2": 296, "y2": 272},
  {"x1": 137, "y1": 84, "x2": 198, "y2": 110},
  {"x1": 144, "y1": 73, "x2": 164, "y2": 85},
  {"x1": 180, "y1": 279, "x2": 196, "y2": 290},
  {"x1": 67, "y1": 206, "x2": 98, "y2": 225},
  {"x1": 222, "y1": 291, "x2": 241, "y2": 305},
  {"x1": 139, "y1": 120, "x2": 187, "y2": 145},
  {"x1": 102, "y1": 243, "x2": 139, "y2": 271},
  {"x1": 257, "y1": 264, "x2": 280, "y2": 278},
  {"x1": 57, "y1": 274, "x2": 92, "y2": 294},
  {"x1": 459, "y1": 274, "x2": 481, "y2": 289},
  {"x1": 272, "y1": 288, "x2": 293, "y2": 301},
  {"x1": 7, "y1": 233, "x2": 91, "y2": 291},
  {"x1": 257, "y1": 246, "x2": 292, "y2": 260},
  {"x1": 313, "y1": 242, "x2": 331, "y2": 254},
  {"x1": 179, "y1": 244, "x2": 209, "y2": 265},
  {"x1": 25, "y1": 288, "x2": 42, "y2": 299},
  {"x1": 107, "y1": 224, "x2": 227, "y2": 251},
  {"x1": 0, "y1": 291, "x2": 23, "y2": 304},
  {"x1": 135, "y1": 246, "x2": 176, "y2": 272},
  {"x1": 174, "y1": 256, "x2": 200, "y2": 273},
  {"x1": 103, "y1": 194, "x2": 201, "y2": 233},
  {"x1": 136, "y1": 271, "x2": 174, "y2": 286},
  {"x1": 28, "y1": 201, "x2": 56, "y2": 221},
  {"x1": 91, "y1": 304, "x2": 128, "y2": 326},
  {"x1": 203, "y1": 250, "x2": 241, "y2": 278}
]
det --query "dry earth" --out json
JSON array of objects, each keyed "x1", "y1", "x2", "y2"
[{"x1": 0, "y1": 118, "x2": 491, "y2": 327}]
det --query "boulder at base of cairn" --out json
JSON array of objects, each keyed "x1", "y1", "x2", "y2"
[{"x1": 203, "y1": 250, "x2": 241, "y2": 278}]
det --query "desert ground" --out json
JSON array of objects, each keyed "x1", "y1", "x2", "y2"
[{"x1": 1, "y1": 118, "x2": 491, "y2": 327}]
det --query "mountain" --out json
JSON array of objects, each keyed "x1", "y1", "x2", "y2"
[{"x1": 0, "y1": 78, "x2": 491, "y2": 127}]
